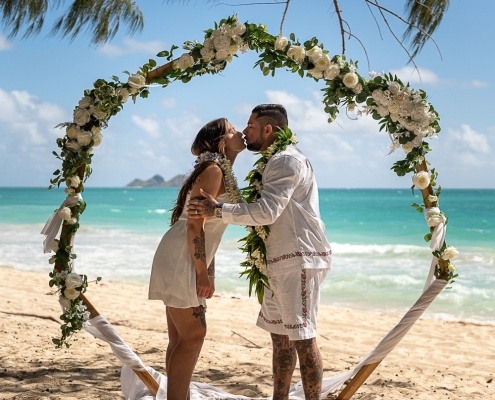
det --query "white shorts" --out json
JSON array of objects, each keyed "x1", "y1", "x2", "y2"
[{"x1": 256, "y1": 268, "x2": 329, "y2": 340}]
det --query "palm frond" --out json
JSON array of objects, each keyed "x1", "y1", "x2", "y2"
[
  {"x1": 50, "y1": 0, "x2": 144, "y2": 45},
  {"x1": 403, "y1": 0, "x2": 450, "y2": 58}
]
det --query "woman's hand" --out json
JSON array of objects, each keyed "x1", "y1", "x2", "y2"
[{"x1": 196, "y1": 270, "x2": 214, "y2": 299}]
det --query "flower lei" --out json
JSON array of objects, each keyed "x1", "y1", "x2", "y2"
[
  {"x1": 195, "y1": 152, "x2": 243, "y2": 204},
  {"x1": 238, "y1": 127, "x2": 298, "y2": 304}
]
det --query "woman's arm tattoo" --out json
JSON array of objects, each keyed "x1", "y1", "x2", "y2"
[{"x1": 192, "y1": 229, "x2": 206, "y2": 262}]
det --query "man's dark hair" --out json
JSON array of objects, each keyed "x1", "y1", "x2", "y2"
[{"x1": 252, "y1": 104, "x2": 288, "y2": 132}]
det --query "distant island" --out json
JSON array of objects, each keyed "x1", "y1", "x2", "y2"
[{"x1": 126, "y1": 174, "x2": 186, "y2": 187}]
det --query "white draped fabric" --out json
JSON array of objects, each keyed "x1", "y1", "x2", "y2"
[
  {"x1": 79, "y1": 205, "x2": 449, "y2": 399},
  {"x1": 40, "y1": 193, "x2": 82, "y2": 253}
]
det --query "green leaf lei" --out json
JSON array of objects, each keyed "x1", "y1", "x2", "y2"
[{"x1": 239, "y1": 127, "x2": 298, "y2": 304}]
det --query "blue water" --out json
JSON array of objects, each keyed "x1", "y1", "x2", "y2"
[{"x1": 1, "y1": 187, "x2": 493, "y2": 323}]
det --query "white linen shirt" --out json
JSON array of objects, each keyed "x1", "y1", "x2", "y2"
[{"x1": 222, "y1": 145, "x2": 332, "y2": 277}]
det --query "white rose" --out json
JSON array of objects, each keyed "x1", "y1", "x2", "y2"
[
  {"x1": 388, "y1": 81, "x2": 401, "y2": 94},
  {"x1": 395, "y1": 91, "x2": 408, "y2": 103},
  {"x1": 447, "y1": 262, "x2": 457, "y2": 272},
  {"x1": 213, "y1": 33, "x2": 231, "y2": 51},
  {"x1": 200, "y1": 47, "x2": 214, "y2": 61},
  {"x1": 427, "y1": 213, "x2": 446, "y2": 227},
  {"x1": 342, "y1": 72, "x2": 359, "y2": 88},
  {"x1": 65, "y1": 140, "x2": 81, "y2": 153},
  {"x1": 306, "y1": 46, "x2": 323, "y2": 64},
  {"x1": 412, "y1": 171, "x2": 430, "y2": 190},
  {"x1": 352, "y1": 82, "x2": 363, "y2": 94},
  {"x1": 91, "y1": 125, "x2": 101, "y2": 135},
  {"x1": 67, "y1": 217, "x2": 78, "y2": 225},
  {"x1": 63, "y1": 287, "x2": 81, "y2": 300},
  {"x1": 347, "y1": 103, "x2": 356, "y2": 113},
  {"x1": 64, "y1": 187, "x2": 75, "y2": 196},
  {"x1": 401, "y1": 141, "x2": 414, "y2": 154},
  {"x1": 202, "y1": 37, "x2": 213, "y2": 51},
  {"x1": 215, "y1": 49, "x2": 229, "y2": 60},
  {"x1": 287, "y1": 45, "x2": 306, "y2": 64},
  {"x1": 73, "y1": 108, "x2": 91, "y2": 126},
  {"x1": 427, "y1": 194, "x2": 438, "y2": 203},
  {"x1": 314, "y1": 53, "x2": 331, "y2": 71},
  {"x1": 92, "y1": 133, "x2": 103, "y2": 147},
  {"x1": 274, "y1": 36, "x2": 289, "y2": 51},
  {"x1": 307, "y1": 69, "x2": 324, "y2": 79},
  {"x1": 65, "y1": 273, "x2": 83, "y2": 289},
  {"x1": 127, "y1": 74, "x2": 146, "y2": 89},
  {"x1": 174, "y1": 53, "x2": 195, "y2": 71},
  {"x1": 66, "y1": 124, "x2": 80, "y2": 140},
  {"x1": 377, "y1": 105, "x2": 389, "y2": 118},
  {"x1": 324, "y1": 63, "x2": 340, "y2": 80},
  {"x1": 234, "y1": 22, "x2": 246, "y2": 36},
  {"x1": 411, "y1": 106, "x2": 428, "y2": 122},
  {"x1": 77, "y1": 130, "x2": 93, "y2": 147},
  {"x1": 67, "y1": 175, "x2": 81, "y2": 188},
  {"x1": 116, "y1": 88, "x2": 130, "y2": 103},
  {"x1": 390, "y1": 113, "x2": 399, "y2": 123},
  {"x1": 441, "y1": 246, "x2": 459, "y2": 260},
  {"x1": 78, "y1": 96, "x2": 93, "y2": 109},
  {"x1": 229, "y1": 44, "x2": 238, "y2": 55},
  {"x1": 388, "y1": 101, "x2": 400, "y2": 114},
  {"x1": 58, "y1": 207, "x2": 72, "y2": 221},
  {"x1": 91, "y1": 108, "x2": 107, "y2": 121}
]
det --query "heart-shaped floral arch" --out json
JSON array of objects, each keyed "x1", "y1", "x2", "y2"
[{"x1": 43, "y1": 15, "x2": 458, "y2": 348}]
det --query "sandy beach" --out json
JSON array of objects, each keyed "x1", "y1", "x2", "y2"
[{"x1": 0, "y1": 266, "x2": 493, "y2": 399}]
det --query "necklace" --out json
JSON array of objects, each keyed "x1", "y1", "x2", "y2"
[{"x1": 239, "y1": 127, "x2": 298, "y2": 303}]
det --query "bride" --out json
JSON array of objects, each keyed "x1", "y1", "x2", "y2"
[{"x1": 148, "y1": 117, "x2": 245, "y2": 400}]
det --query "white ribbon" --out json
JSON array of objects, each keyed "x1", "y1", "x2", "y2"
[
  {"x1": 422, "y1": 207, "x2": 447, "y2": 292},
  {"x1": 40, "y1": 193, "x2": 82, "y2": 253}
]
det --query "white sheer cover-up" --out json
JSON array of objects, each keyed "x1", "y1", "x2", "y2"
[{"x1": 81, "y1": 206, "x2": 449, "y2": 399}]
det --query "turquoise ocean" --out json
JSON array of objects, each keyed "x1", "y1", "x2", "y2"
[{"x1": 1, "y1": 187, "x2": 493, "y2": 324}]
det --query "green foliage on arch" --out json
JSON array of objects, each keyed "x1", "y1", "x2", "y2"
[{"x1": 45, "y1": 15, "x2": 457, "y2": 348}]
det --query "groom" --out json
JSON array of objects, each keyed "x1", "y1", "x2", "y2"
[{"x1": 188, "y1": 104, "x2": 332, "y2": 400}]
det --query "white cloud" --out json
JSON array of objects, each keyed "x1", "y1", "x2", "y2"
[
  {"x1": 449, "y1": 124, "x2": 490, "y2": 154},
  {"x1": 471, "y1": 80, "x2": 488, "y2": 88},
  {"x1": 0, "y1": 34, "x2": 12, "y2": 51},
  {"x1": 131, "y1": 115, "x2": 161, "y2": 138},
  {"x1": 98, "y1": 37, "x2": 165, "y2": 57},
  {"x1": 0, "y1": 89, "x2": 66, "y2": 144},
  {"x1": 0, "y1": 89, "x2": 67, "y2": 185},
  {"x1": 162, "y1": 97, "x2": 177, "y2": 109},
  {"x1": 390, "y1": 66, "x2": 439, "y2": 85}
]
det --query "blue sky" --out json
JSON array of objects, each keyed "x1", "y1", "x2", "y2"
[{"x1": 1, "y1": 0, "x2": 494, "y2": 189}]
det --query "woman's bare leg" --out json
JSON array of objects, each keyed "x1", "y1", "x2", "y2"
[
  {"x1": 166, "y1": 305, "x2": 207, "y2": 400},
  {"x1": 165, "y1": 307, "x2": 179, "y2": 376}
]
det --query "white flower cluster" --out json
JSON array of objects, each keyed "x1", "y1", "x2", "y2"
[
  {"x1": 365, "y1": 80, "x2": 439, "y2": 154},
  {"x1": 201, "y1": 18, "x2": 247, "y2": 62},
  {"x1": 248, "y1": 249, "x2": 267, "y2": 275},
  {"x1": 65, "y1": 98, "x2": 103, "y2": 154},
  {"x1": 57, "y1": 205, "x2": 77, "y2": 225}
]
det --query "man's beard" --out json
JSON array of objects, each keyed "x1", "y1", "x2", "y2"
[{"x1": 246, "y1": 137, "x2": 263, "y2": 152}]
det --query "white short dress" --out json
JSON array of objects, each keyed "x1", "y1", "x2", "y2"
[{"x1": 148, "y1": 192, "x2": 229, "y2": 308}]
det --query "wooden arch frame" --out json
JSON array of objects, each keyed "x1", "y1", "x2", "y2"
[{"x1": 45, "y1": 15, "x2": 455, "y2": 399}]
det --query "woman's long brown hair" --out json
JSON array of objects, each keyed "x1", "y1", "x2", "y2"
[{"x1": 170, "y1": 118, "x2": 228, "y2": 225}]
